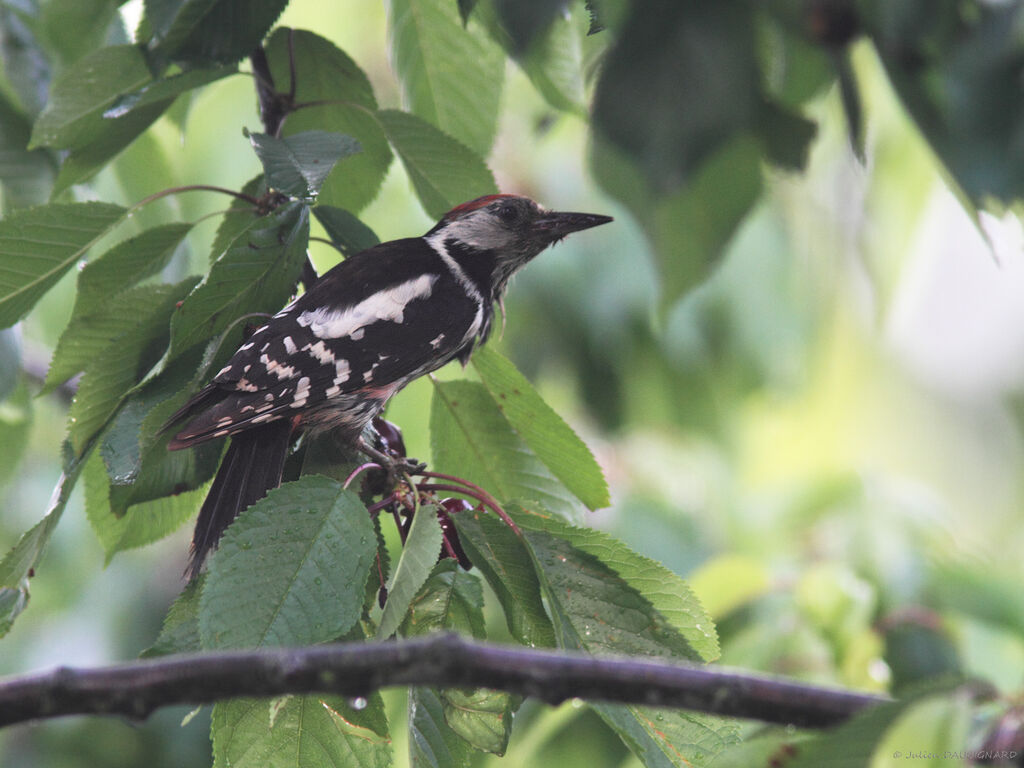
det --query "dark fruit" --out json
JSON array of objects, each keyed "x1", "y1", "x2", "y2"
[
  {"x1": 372, "y1": 417, "x2": 406, "y2": 458},
  {"x1": 437, "y1": 498, "x2": 474, "y2": 570}
]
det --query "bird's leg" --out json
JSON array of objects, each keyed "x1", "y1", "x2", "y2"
[{"x1": 355, "y1": 436, "x2": 426, "y2": 483}]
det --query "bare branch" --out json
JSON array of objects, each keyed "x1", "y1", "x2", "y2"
[{"x1": 0, "y1": 633, "x2": 888, "y2": 729}]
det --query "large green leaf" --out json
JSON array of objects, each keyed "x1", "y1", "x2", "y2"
[
  {"x1": 0, "y1": 379, "x2": 31, "y2": 491},
  {"x1": 377, "y1": 109, "x2": 497, "y2": 220},
  {"x1": 430, "y1": 379, "x2": 585, "y2": 521},
  {"x1": 472, "y1": 346, "x2": 608, "y2": 510},
  {"x1": 249, "y1": 130, "x2": 361, "y2": 201},
  {"x1": 44, "y1": 223, "x2": 193, "y2": 391},
  {"x1": 84, "y1": 451, "x2": 201, "y2": 563},
  {"x1": 512, "y1": 506, "x2": 719, "y2": 662},
  {"x1": 591, "y1": 703, "x2": 739, "y2": 768},
  {"x1": 103, "y1": 66, "x2": 237, "y2": 117},
  {"x1": 68, "y1": 279, "x2": 199, "y2": 455},
  {"x1": 29, "y1": 45, "x2": 151, "y2": 150},
  {"x1": 212, "y1": 692, "x2": 391, "y2": 768},
  {"x1": 0, "y1": 201, "x2": 127, "y2": 328},
  {"x1": 168, "y1": 201, "x2": 309, "y2": 360},
  {"x1": 449, "y1": 508, "x2": 555, "y2": 648},
  {"x1": 377, "y1": 502, "x2": 444, "y2": 639},
  {"x1": 39, "y1": 0, "x2": 122, "y2": 68},
  {"x1": 400, "y1": 559, "x2": 486, "y2": 639},
  {"x1": 0, "y1": 92, "x2": 55, "y2": 209},
  {"x1": 387, "y1": 0, "x2": 504, "y2": 157},
  {"x1": 441, "y1": 687, "x2": 518, "y2": 755},
  {"x1": 198, "y1": 476, "x2": 377, "y2": 650},
  {"x1": 313, "y1": 206, "x2": 380, "y2": 256},
  {"x1": 146, "y1": 0, "x2": 289, "y2": 65},
  {"x1": 265, "y1": 29, "x2": 392, "y2": 213},
  {"x1": 140, "y1": 577, "x2": 203, "y2": 658}
]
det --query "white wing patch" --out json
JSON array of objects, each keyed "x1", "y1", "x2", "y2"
[{"x1": 297, "y1": 274, "x2": 439, "y2": 340}]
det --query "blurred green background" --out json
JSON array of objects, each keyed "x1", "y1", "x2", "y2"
[{"x1": 2, "y1": 1, "x2": 1024, "y2": 766}]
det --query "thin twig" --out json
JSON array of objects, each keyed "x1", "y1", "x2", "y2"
[{"x1": 0, "y1": 633, "x2": 889, "y2": 730}]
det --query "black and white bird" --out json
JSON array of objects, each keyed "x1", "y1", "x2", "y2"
[{"x1": 167, "y1": 194, "x2": 612, "y2": 578}]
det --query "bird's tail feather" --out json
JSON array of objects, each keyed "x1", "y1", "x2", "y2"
[{"x1": 186, "y1": 419, "x2": 292, "y2": 580}]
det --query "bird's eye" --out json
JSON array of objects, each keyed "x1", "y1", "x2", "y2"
[{"x1": 497, "y1": 203, "x2": 518, "y2": 222}]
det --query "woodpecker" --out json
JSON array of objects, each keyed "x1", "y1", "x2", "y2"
[{"x1": 167, "y1": 194, "x2": 612, "y2": 578}]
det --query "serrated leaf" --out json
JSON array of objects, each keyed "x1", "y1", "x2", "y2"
[
  {"x1": 378, "y1": 503, "x2": 444, "y2": 639},
  {"x1": 140, "y1": 577, "x2": 203, "y2": 658},
  {"x1": 409, "y1": 687, "x2": 473, "y2": 768},
  {"x1": 472, "y1": 346, "x2": 608, "y2": 510},
  {"x1": 168, "y1": 201, "x2": 309, "y2": 360},
  {"x1": 377, "y1": 109, "x2": 497, "y2": 220},
  {"x1": 592, "y1": 703, "x2": 739, "y2": 768},
  {"x1": 522, "y1": 525, "x2": 703, "y2": 661},
  {"x1": 208, "y1": 175, "x2": 266, "y2": 265},
  {"x1": 84, "y1": 450, "x2": 202, "y2": 563},
  {"x1": 51, "y1": 97, "x2": 175, "y2": 195},
  {"x1": 512, "y1": 505, "x2": 719, "y2": 661},
  {"x1": 449, "y1": 509, "x2": 555, "y2": 648},
  {"x1": 0, "y1": 201, "x2": 127, "y2": 329},
  {"x1": 313, "y1": 206, "x2": 380, "y2": 256},
  {"x1": 102, "y1": 353, "x2": 222, "y2": 515},
  {"x1": 148, "y1": 0, "x2": 289, "y2": 65},
  {"x1": 212, "y1": 692, "x2": 391, "y2": 768},
  {"x1": 430, "y1": 379, "x2": 585, "y2": 521},
  {"x1": 68, "y1": 279, "x2": 199, "y2": 455},
  {"x1": 387, "y1": 0, "x2": 504, "y2": 157},
  {"x1": 199, "y1": 476, "x2": 376, "y2": 649},
  {"x1": 249, "y1": 130, "x2": 361, "y2": 200},
  {"x1": 265, "y1": 29, "x2": 392, "y2": 213},
  {"x1": 441, "y1": 687, "x2": 518, "y2": 755},
  {"x1": 103, "y1": 65, "x2": 236, "y2": 118},
  {"x1": 44, "y1": 223, "x2": 193, "y2": 391},
  {"x1": 29, "y1": 45, "x2": 152, "y2": 150},
  {"x1": 401, "y1": 559, "x2": 486, "y2": 639}
]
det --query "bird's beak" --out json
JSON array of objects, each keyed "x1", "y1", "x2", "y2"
[{"x1": 535, "y1": 211, "x2": 613, "y2": 242}]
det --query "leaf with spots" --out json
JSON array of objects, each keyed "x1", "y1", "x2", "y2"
[{"x1": 198, "y1": 475, "x2": 376, "y2": 650}]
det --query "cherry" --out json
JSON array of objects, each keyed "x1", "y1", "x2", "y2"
[
  {"x1": 437, "y1": 498, "x2": 474, "y2": 570},
  {"x1": 372, "y1": 417, "x2": 406, "y2": 458}
]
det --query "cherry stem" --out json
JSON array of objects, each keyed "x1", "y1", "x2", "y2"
[
  {"x1": 441, "y1": 533, "x2": 459, "y2": 561},
  {"x1": 342, "y1": 462, "x2": 384, "y2": 490},
  {"x1": 366, "y1": 493, "x2": 399, "y2": 516},
  {"x1": 413, "y1": 470, "x2": 503, "y2": 511},
  {"x1": 133, "y1": 184, "x2": 261, "y2": 211},
  {"x1": 414, "y1": 483, "x2": 521, "y2": 535}
]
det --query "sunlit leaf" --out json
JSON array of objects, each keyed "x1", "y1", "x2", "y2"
[
  {"x1": 0, "y1": 201, "x2": 127, "y2": 329},
  {"x1": 387, "y1": 0, "x2": 504, "y2": 157},
  {"x1": 472, "y1": 346, "x2": 608, "y2": 510},
  {"x1": 378, "y1": 502, "x2": 444, "y2": 639},
  {"x1": 377, "y1": 109, "x2": 497, "y2": 220},
  {"x1": 249, "y1": 130, "x2": 361, "y2": 201}
]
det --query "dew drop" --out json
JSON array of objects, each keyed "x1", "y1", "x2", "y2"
[{"x1": 350, "y1": 696, "x2": 367, "y2": 710}]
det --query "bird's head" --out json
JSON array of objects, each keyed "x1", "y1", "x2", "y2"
[{"x1": 425, "y1": 194, "x2": 613, "y2": 299}]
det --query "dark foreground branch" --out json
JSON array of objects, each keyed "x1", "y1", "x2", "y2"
[{"x1": 0, "y1": 633, "x2": 887, "y2": 729}]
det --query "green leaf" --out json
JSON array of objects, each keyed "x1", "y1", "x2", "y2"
[
  {"x1": 103, "y1": 66, "x2": 237, "y2": 117},
  {"x1": 387, "y1": 0, "x2": 504, "y2": 157},
  {"x1": 249, "y1": 130, "x2": 362, "y2": 201},
  {"x1": 0, "y1": 448, "x2": 89, "y2": 636},
  {"x1": 377, "y1": 109, "x2": 497, "y2": 220},
  {"x1": 449, "y1": 508, "x2": 555, "y2": 648},
  {"x1": 44, "y1": 223, "x2": 193, "y2": 391},
  {"x1": 0, "y1": 328, "x2": 22, "y2": 408},
  {"x1": 869, "y1": 695, "x2": 972, "y2": 768},
  {"x1": 140, "y1": 577, "x2": 203, "y2": 658},
  {"x1": 0, "y1": 379, "x2": 32, "y2": 490},
  {"x1": 199, "y1": 476, "x2": 377, "y2": 649},
  {"x1": 401, "y1": 559, "x2": 486, "y2": 639},
  {"x1": 511, "y1": 506, "x2": 719, "y2": 662},
  {"x1": 522, "y1": 525, "x2": 703, "y2": 661},
  {"x1": 493, "y1": 0, "x2": 564, "y2": 55},
  {"x1": 168, "y1": 201, "x2": 309, "y2": 360},
  {"x1": 430, "y1": 379, "x2": 585, "y2": 521},
  {"x1": 0, "y1": 93, "x2": 55, "y2": 209},
  {"x1": 441, "y1": 687, "x2": 518, "y2": 755},
  {"x1": 265, "y1": 29, "x2": 392, "y2": 213},
  {"x1": 147, "y1": 0, "x2": 290, "y2": 65},
  {"x1": 29, "y1": 45, "x2": 151, "y2": 150},
  {"x1": 378, "y1": 503, "x2": 444, "y2": 639},
  {"x1": 51, "y1": 98, "x2": 174, "y2": 195},
  {"x1": 39, "y1": 0, "x2": 122, "y2": 68},
  {"x1": 313, "y1": 206, "x2": 380, "y2": 256},
  {"x1": 515, "y1": 11, "x2": 586, "y2": 114},
  {"x1": 409, "y1": 687, "x2": 473, "y2": 768},
  {"x1": 68, "y1": 279, "x2": 199, "y2": 455},
  {"x1": 212, "y1": 692, "x2": 391, "y2": 768},
  {"x1": 0, "y1": 201, "x2": 127, "y2": 329},
  {"x1": 591, "y1": 704, "x2": 739, "y2": 768},
  {"x1": 84, "y1": 450, "x2": 201, "y2": 563},
  {"x1": 472, "y1": 346, "x2": 609, "y2": 510},
  {"x1": 102, "y1": 354, "x2": 222, "y2": 515},
  {"x1": 208, "y1": 175, "x2": 267, "y2": 265}
]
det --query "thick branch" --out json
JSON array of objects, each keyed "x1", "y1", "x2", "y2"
[{"x1": 0, "y1": 633, "x2": 887, "y2": 729}]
